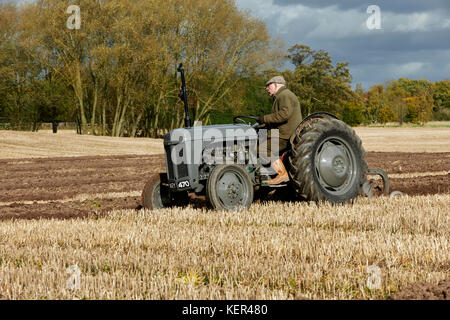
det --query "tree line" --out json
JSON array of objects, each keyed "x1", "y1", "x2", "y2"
[{"x1": 1, "y1": 0, "x2": 449, "y2": 137}]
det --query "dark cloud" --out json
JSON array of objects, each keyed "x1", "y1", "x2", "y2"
[
  {"x1": 308, "y1": 29, "x2": 450, "y2": 60},
  {"x1": 236, "y1": 0, "x2": 450, "y2": 88},
  {"x1": 282, "y1": 28, "x2": 450, "y2": 88},
  {"x1": 273, "y1": 0, "x2": 450, "y2": 14}
]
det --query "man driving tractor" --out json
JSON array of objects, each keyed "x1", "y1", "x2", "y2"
[
  {"x1": 143, "y1": 65, "x2": 378, "y2": 211},
  {"x1": 257, "y1": 76, "x2": 302, "y2": 185}
]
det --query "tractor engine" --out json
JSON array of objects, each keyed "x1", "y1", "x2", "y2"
[{"x1": 163, "y1": 124, "x2": 258, "y2": 194}]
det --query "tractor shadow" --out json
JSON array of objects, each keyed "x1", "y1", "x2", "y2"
[
  {"x1": 254, "y1": 187, "x2": 306, "y2": 205},
  {"x1": 185, "y1": 186, "x2": 304, "y2": 210},
  {"x1": 135, "y1": 187, "x2": 305, "y2": 211}
]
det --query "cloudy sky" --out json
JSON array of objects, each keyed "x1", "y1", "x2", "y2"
[{"x1": 236, "y1": 0, "x2": 450, "y2": 89}]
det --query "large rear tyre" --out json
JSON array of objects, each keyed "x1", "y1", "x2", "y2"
[
  {"x1": 288, "y1": 117, "x2": 368, "y2": 203},
  {"x1": 142, "y1": 173, "x2": 189, "y2": 209},
  {"x1": 206, "y1": 164, "x2": 254, "y2": 211}
]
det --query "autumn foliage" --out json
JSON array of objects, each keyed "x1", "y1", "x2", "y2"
[
  {"x1": 0, "y1": 0, "x2": 278, "y2": 136},
  {"x1": 0, "y1": 1, "x2": 448, "y2": 135}
]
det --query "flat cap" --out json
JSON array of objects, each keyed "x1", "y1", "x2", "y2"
[{"x1": 265, "y1": 75, "x2": 286, "y2": 86}]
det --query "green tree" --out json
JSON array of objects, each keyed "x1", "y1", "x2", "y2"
[
  {"x1": 13, "y1": 0, "x2": 278, "y2": 137},
  {"x1": 286, "y1": 44, "x2": 356, "y2": 120},
  {"x1": 432, "y1": 80, "x2": 450, "y2": 120},
  {"x1": 378, "y1": 105, "x2": 395, "y2": 124},
  {"x1": 365, "y1": 85, "x2": 386, "y2": 123},
  {"x1": 384, "y1": 82, "x2": 407, "y2": 124},
  {"x1": 388, "y1": 79, "x2": 434, "y2": 124},
  {"x1": 341, "y1": 101, "x2": 364, "y2": 126}
]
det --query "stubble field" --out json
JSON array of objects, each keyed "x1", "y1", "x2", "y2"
[{"x1": 0, "y1": 128, "x2": 449, "y2": 299}]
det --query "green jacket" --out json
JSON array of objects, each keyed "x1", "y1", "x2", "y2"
[{"x1": 263, "y1": 86, "x2": 302, "y2": 139}]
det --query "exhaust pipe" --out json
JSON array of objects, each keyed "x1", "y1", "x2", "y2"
[{"x1": 177, "y1": 63, "x2": 192, "y2": 128}]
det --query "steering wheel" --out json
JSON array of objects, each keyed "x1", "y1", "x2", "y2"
[{"x1": 233, "y1": 115, "x2": 264, "y2": 129}]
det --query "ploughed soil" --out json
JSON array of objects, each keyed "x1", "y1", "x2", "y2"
[
  {"x1": 0, "y1": 152, "x2": 448, "y2": 221},
  {"x1": 0, "y1": 152, "x2": 449, "y2": 300},
  {"x1": 365, "y1": 152, "x2": 450, "y2": 196},
  {"x1": 389, "y1": 279, "x2": 450, "y2": 300}
]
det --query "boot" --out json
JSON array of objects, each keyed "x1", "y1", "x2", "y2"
[{"x1": 268, "y1": 158, "x2": 289, "y2": 185}]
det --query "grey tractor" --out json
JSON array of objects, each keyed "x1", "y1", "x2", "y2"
[{"x1": 142, "y1": 64, "x2": 391, "y2": 211}]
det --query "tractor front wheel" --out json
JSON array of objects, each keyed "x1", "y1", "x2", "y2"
[
  {"x1": 142, "y1": 173, "x2": 189, "y2": 209},
  {"x1": 206, "y1": 164, "x2": 253, "y2": 211}
]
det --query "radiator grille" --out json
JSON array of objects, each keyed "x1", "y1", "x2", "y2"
[
  {"x1": 165, "y1": 145, "x2": 174, "y2": 180},
  {"x1": 177, "y1": 163, "x2": 188, "y2": 178}
]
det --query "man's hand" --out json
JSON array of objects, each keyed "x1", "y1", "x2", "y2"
[{"x1": 257, "y1": 116, "x2": 265, "y2": 124}]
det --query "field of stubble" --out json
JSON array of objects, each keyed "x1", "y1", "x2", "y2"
[{"x1": 0, "y1": 129, "x2": 449, "y2": 299}]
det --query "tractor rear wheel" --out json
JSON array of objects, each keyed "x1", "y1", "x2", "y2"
[
  {"x1": 206, "y1": 164, "x2": 253, "y2": 211},
  {"x1": 288, "y1": 117, "x2": 368, "y2": 203},
  {"x1": 142, "y1": 173, "x2": 189, "y2": 209}
]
